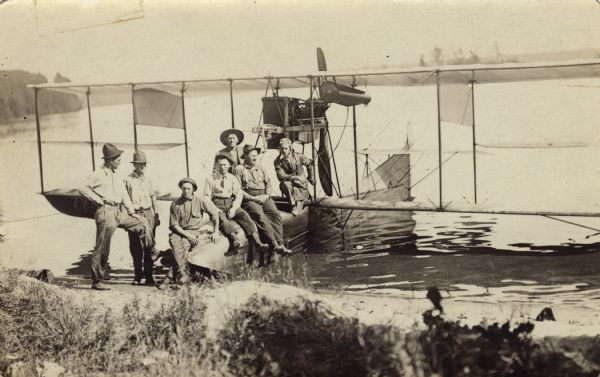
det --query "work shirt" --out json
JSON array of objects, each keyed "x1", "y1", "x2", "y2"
[
  {"x1": 169, "y1": 194, "x2": 219, "y2": 231},
  {"x1": 81, "y1": 165, "x2": 134, "y2": 213},
  {"x1": 125, "y1": 172, "x2": 156, "y2": 210},
  {"x1": 203, "y1": 172, "x2": 243, "y2": 208},
  {"x1": 274, "y1": 151, "x2": 314, "y2": 183},
  {"x1": 234, "y1": 163, "x2": 273, "y2": 195}
]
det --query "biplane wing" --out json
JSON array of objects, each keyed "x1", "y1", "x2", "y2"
[
  {"x1": 30, "y1": 58, "x2": 600, "y2": 93},
  {"x1": 27, "y1": 56, "x2": 600, "y2": 218}
]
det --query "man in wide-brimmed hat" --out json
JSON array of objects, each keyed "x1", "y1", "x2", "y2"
[
  {"x1": 204, "y1": 153, "x2": 268, "y2": 256},
  {"x1": 80, "y1": 143, "x2": 156, "y2": 291},
  {"x1": 234, "y1": 144, "x2": 291, "y2": 255},
  {"x1": 274, "y1": 138, "x2": 315, "y2": 216},
  {"x1": 167, "y1": 177, "x2": 238, "y2": 284},
  {"x1": 215, "y1": 128, "x2": 245, "y2": 168},
  {"x1": 124, "y1": 150, "x2": 160, "y2": 286}
]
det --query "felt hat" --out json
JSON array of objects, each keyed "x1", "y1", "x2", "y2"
[
  {"x1": 101, "y1": 143, "x2": 123, "y2": 160},
  {"x1": 131, "y1": 150, "x2": 148, "y2": 164},
  {"x1": 178, "y1": 177, "x2": 198, "y2": 192},
  {"x1": 219, "y1": 128, "x2": 245, "y2": 146},
  {"x1": 214, "y1": 153, "x2": 235, "y2": 165},
  {"x1": 241, "y1": 144, "x2": 262, "y2": 159}
]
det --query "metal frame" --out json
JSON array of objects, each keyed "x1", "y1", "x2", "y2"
[
  {"x1": 181, "y1": 82, "x2": 190, "y2": 177},
  {"x1": 308, "y1": 76, "x2": 317, "y2": 200},
  {"x1": 470, "y1": 78, "x2": 478, "y2": 203},
  {"x1": 30, "y1": 61, "x2": 600, "y2": 218},
  {"x1": 85, "y1": 87, "x2": 96, "y2": 171},
  {"x1": 435, "y1": 70, "x2": 443, "y2": 209},
  {"x1": 34, "y1": 88, "x2": 45, "y2": 193}
]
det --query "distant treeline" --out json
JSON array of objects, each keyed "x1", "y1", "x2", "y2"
[{"x1": 0, "y1": 70, "x2": 82, "y2": 123}]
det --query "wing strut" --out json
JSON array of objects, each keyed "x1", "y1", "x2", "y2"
[
  {"x1": 34, "y1": 87, "x2": 45, "y2": 194},
  {"x1": 180, "y1": 82, "x2": 190, "y2": 177},
  {"x1": 470, "y1": 78, "x2": 478, "y2": 204},
  {"x1": 131, "y1": 84, "x2": 138, "y2": 150},
  {"x1": 86, "y1": 87, "x2": 96, "y2": 171}
]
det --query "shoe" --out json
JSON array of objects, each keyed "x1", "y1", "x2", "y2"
[
  {"x1": 225, "y1": 233, "x2": 242, "y2": 256},
  {"x1": 131, "y1": 279, "x2": 142, "y2": 286},
  {"x1": 273, "y1": 243, "x2": 292, "y2": 255},
  {"x1": 224, "y1": 248, "x2": 239, "y2": 257},
  {"x1": 91, "y1": 283, "x2": 110, "y2": 291},
  {"x1": 144, "y1": 278, "x2": 156, "y2": 286},
  {"x1": 157, "y1": 280, "x2": 170, "y2": 290},
  {"x1": 150, "y1": 247, "x2": 160, "y2": 262},
  {"x1": 229, "y1": 233, "x2": 242, "y2": 249}
]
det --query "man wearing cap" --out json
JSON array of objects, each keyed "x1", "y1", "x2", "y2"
[
  {"x1": 125, "y1": 150, "x2": 160, "y2": 285},
  {"x1": 234, "y1": 145, "x2": 291, "y2": 254},
  {"x1": 204, "y1": 153, "x2": 268, "y2": 255},
  {"x1": 80, "y1": 143, "x2": 155, "y2": 291},
  {"x1": 216, "y1": 128, "x2": 245, "y2": 168},
  {"x1": 168, "y1": 177, "x2": 239, "y2": 283},
  {"x1": 274, "y1": 138, "x2": 315, "y2": 216}
]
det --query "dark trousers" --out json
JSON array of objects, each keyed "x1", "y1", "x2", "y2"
[
  {"x1": 127, "y1": 208, "x2": 156, "y2": 281},
  {"x1": 242, "y1": 197, "x2": 283, "y2": 246},
  {"x1": 169, "y1": 229, "x2": 201, "y2": 282},
  {"x1": 92, "y1": 205, "x2": 154, "y2": 285},
  {"x1": 212, "y1": 198, "x2": 258, "y2": 236}
]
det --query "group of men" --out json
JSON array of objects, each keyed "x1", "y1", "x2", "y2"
[{"x1": 80, "y1": 128, "x2": 314, "y2": 289}]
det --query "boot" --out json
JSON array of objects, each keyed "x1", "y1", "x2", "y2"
[
  {"x1": 251, "y1": 232, "x2": 269, "y2": 251},
  {"x1": 292, "y1": 201, "x2": 304, "y2": 216},
  {"x1": 225, "y1": 232, "x2": 242, "y2": 256}
]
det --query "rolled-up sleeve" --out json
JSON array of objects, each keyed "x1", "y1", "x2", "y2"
[
  {"x1": 231, "y1": 177, "x2": 243, "y2": 208},
  {"x1": 200, "y1": 197, "x2": 219, "y2": 221},
  {"x1": 262, "y1": 166, "x2": 273, "y2": 195},
  {"x1": 169, "y1": 202, "x2": 180, "y2": 229}
]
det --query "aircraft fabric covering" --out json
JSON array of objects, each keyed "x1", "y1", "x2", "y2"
[
  {"x1": 134, "y1": 88, "x2": 184, "y2": 129},
  {"x1": 439, "y1": 81, "x2": 473, "y2": 127}
]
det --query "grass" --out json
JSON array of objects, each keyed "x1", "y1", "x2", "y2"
[{"x1": 1, "y1": 267, "x2": 600, "y2": 376}]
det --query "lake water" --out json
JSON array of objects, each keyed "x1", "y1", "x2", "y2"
[{"x1": 2, "y1": 81, "x2": 600, "y2": 310}]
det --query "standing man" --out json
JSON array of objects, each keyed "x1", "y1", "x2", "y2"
[
  {"x1": 168, "y1": 177, "x2": 240, "y2": 284},
  {"x1": 235, "y1": 145, "x2": 291, "y2": 254},
  {"x1": 80, "y1": 143, "x2": 155, "y2": 291},
  {"x1": 274, "y1": 138, "x2": 315, "y2": 215},
  {"x1": 216, "y1": 128, "x2": 245, "y2": 168},
  {"x1": 125, "y1": 150, "x2": 160, "y2": 286},
  {"x1": 204, "y1": 154, "x2": 268, "y2": 255}
]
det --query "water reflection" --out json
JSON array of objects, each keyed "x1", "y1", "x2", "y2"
[{"x1": 304, "y1": 208, "x2": 600, "y2": 303}]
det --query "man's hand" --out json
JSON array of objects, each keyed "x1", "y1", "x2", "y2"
[
  {"x1": 103, "y1": 198, "x2": 118, "y2": 206},
  {"x1": 154, "y1": 213, "x2": 160, "y2": 226},
  {"x1": 209, "y1": 232, "x2": 220, "y2": 244},
  {"x1": 254, "y1": 194, "x2": 268, "y2": 204},
  {"x1": 185, "y1": 232, "x2": 199, "y2": 247},
  {"x1": 227, "y1": 207, "x2": 237, "y2": 219}
]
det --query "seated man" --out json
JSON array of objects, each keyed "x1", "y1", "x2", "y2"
[
  {"x1": 235, "y1": 145, "x2": 291, "y2": 255},
  {"x1": 273, "y1": 138, "x2": 315, "y2": 215},
  {"x1": 204, "y1": 154, "x2": 268, "y2": 255},
  {"x1": 216, "y1": 128, "x2": 245, "y2": 168},
  {"x1": 167, "y1": 177, "x2": 240, "y2": 284}
]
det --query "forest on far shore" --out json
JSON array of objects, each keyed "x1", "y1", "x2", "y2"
[{"x1": 0, "y1": 70, "x2": 82, "y2": 124}]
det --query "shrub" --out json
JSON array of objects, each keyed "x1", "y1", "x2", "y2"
[{"x1": 219, "y1": 295, "x2": 405, "y2": 377}]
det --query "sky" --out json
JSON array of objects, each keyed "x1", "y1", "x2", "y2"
[{"x1": 2, "y1": 0, "x2": 600, "y2": 84}]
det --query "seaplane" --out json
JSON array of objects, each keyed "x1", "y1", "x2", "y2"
[{"x1": 28, "y1": 48, "x2": 600, "y2": 273}]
